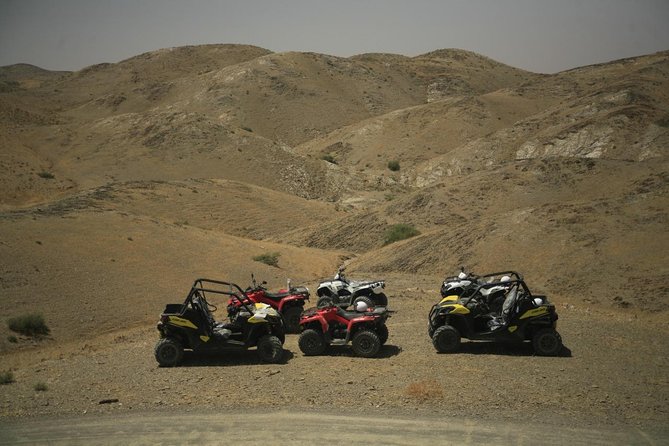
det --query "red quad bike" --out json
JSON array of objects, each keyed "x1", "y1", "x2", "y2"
[
  {"x1": 298, "y1": 302, "x2": 392, "y2": 358},
  {"x1": 227, "y1": 274, "x2": 310, "y2": 333}
]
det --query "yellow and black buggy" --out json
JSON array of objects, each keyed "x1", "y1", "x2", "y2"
[
  {"x1": 154, "y1": 278, "x2": 286, "y2": 366},
  {"x1": 428, "y1": 274, "x2": 562, "y2": 356}
]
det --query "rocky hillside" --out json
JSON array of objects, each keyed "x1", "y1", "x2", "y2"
[{"x1": 0, "y1": 44, "x2": 667, "y2": 332}]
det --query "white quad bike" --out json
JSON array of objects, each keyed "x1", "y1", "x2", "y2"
[{"x1": 316, "y1": 267, "x2": 387, "y2": 309}]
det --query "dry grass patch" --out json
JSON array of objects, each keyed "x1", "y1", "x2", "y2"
[{"x1": 405, "y1": 379, "x2": 443, "y2": 402}]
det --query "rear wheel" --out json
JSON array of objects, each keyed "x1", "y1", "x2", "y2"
[
  {"x1": 282, "y1": 306, "x2": 303, "y2": 333},
  {"x1": 257, "y1": 335, "x2": 284, "y2": 363},
  {"x1": 154, "y1": 337, "x2": 184, "y2": 367},
  {"x1": 374, "y1": 293, "x2": 388, "y2": 307},
  {"x1": 299, "y1": 329, "x2": 326, "y2": 356},
  {"x1": 432, "y1": 324, "x2": 461, "y2": 353},
  {"x1": 352, "y1": 330, "x2": 381, "y2": 357},
  {"x1": 532, "y1": 328, "x2": 562, "y2": 356}
]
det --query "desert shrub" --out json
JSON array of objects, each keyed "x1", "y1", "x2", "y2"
[
  {"x1": 657, "y1": 116, "x2": 669, "y2": 128},
  {"x1": 384, "y1": 224, "x2": 420, "y2": 245},
  {"x1": 405, "y1": 379, "x2": 443, "y2": 402},
  {"x1": 321, "y1": 154, "x2": 337, "y2": 164},
  {"x1": 387, "y1": 160, "x2": 400, "y2": 171},
  {"x1": 241, "y1": 126, "x2": 253, "y2": 132},
  {"x1": 38, "y1": 171, "x2": 55, "y2": 179},
  {"x1": 7, "y1": 313, "x2": 50, "y2": 337},
  {"x1": 252, "y1": 252, "x2": 280, "y2": 267},
  {"x1": 34, "y1": 382, "x2": 48, "y2": 392},
  {"x1": 0, "y1": 371, "x2": 14, "y2": 385},
  {"x1": 7, "y1": 335, "x2": 18, "y2": 343}
]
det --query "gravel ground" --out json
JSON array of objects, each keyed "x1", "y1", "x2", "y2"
[{"x1": 1, "y1": 274, "x2": 667, "y2": 432}]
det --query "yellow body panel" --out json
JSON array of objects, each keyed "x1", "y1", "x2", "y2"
[
  {"x1": 447, "y1": 304, "x2": 470, "y2": 315},
  {"x1": 199, "y1": 335, "x2": 210, "y2": 342},
  {"x1": 519, "y1": 307, "x2": 548, "y2": 320},
  {"x1": 439, "y1": 295, "x2": 459, "y2": 304},
  {"x1": 508, "y1": 325, "x2": 518, "y2": 333},
  {"x1": 168, "y1": 316, "x2": 198, "y2": 330}
]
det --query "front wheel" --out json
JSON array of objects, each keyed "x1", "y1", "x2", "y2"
[
  {"x1": 532, "y1": 328, "x2": 562, "y2": 356},
  {"x1": 432, "y1": 324, "x2": 461, "y2": 353},
  {"x1": 257, "y1": 335, "x2": 284, "y2": 363},
  {"x1": 352, "y1": 330, "x2": 381, "y2": 358},
  {"x1": 282, "y1": 306, "x2": 303, "y2": 333},
  {"x1": 154, "y1": 337, "x2": 184, "y2": 367},
  {"x1": 299, "y1": 329, "x2": 326, "y2": 356},
  {"x1": 352, "y1": 295, "x2": 374, "y2": 309}
]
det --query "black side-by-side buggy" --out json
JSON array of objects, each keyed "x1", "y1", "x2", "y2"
[
  {"x1": 154, "y1": 278, "x2": 286, "y2": 366},
  {"x1": 429, "y1": 272, "x2": 563, "y2": 356}
]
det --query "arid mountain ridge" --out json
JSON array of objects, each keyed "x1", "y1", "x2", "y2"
[{"x1": 0, "y1": 43, "x2": 667, "y2": 349}]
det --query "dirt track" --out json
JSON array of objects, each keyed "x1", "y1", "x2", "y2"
[{"x1": 1, "y1": 409, "x2": 666, "y2": 445}]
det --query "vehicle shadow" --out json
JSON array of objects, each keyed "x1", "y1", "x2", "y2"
[
  {"x1": 179, "y1": 349, "x2": 296, "y2": 367},
  {"x1": 442, "y1": 341, "x2": 572, "y2": 357},
  {"x1": 317, "y1": 344, "x2": 402, "y2": 359}
]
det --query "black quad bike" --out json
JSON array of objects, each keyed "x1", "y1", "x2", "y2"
[
  {"x1": 428, "y1": 276, "x2": 562, "y2": 356},
  {"x1": 298, "y1": 304, "x2": 392, "y2": 358},
  {"x1": 154, "y1": 278, "x2": 286, "y2": 367}
]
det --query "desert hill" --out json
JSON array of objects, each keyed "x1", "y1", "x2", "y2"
[{"x1": 0, "y1": 44, "x2": 667, "y2": 312}]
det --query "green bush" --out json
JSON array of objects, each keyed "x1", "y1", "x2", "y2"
[
  {"x1": 252, "y1": 252, "x2": 281, "y2": 267},
  {"x1": 7, "y1": 313, "x2": 50, "y2": 337},
  {"x1": 7, "y1": 335, "x2": 18, "y2": 343},
  {"x1": 0, "y1": 370, "x2": 14, "y2": 385},
  {"x1": 384, "y1": 224, "x2": 420, "y2": 245},
  {"x1": 38, "y1": 171, "x2": 55, "y2": 179},
  {"x1": 387, "y1": 160, "x2": 400, "y2": 171},
  {"x1": 34, "y1": 382, "x2": 48, "y2": 392}
]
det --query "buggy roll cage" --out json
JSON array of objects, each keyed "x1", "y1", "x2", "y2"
[
  {"x1": 187, "y1": 278, "x2": 256, "y2": 316},
  {"x1": 459, "y1": 277, "x2": 532, "y2": 308},
  {"x1": 444, "y1": 270, "x2": 523, "y2": 283}
]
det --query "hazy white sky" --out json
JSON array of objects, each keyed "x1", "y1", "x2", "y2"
[{"x1": 1, "y1": 0, "x2": 668, "y2": 73}]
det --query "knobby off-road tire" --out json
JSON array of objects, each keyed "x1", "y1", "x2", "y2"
[
  {"x1": 154, "y1": 337, "x2": 184, "y2": 367},
  {"x1": 257, "y1": 335, "x2": 284, "y2": 363},
  {"x1": 532, "y1": 328, "x2": 563, "y2": 356},
  {"x1": 374, "y1": 292, "x2": 388, "y2": 307},
  {"x1": 352, "y1": 330, "x2": 381, "y2": 358},
  {"x1": 299, "y1": 329, "x2": 326, "y2": 356},
  {"x1": 352, "y1": 295, "x2": 374, "y2": 308},
  {"x1": 282, "y1": 306, "x2": 303, "y2": 334},
  {"x1": 316, "y1": 296, "x2": 334, "y2": 309},
  {"x1": 432, "y1": 324, "x2": 461, "y2": 353},
  {"x1": 377, "y1": 324, "x2": 389, "y2": 345}
]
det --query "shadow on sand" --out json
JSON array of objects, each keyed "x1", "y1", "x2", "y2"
[
  {"x1": 438, "y1": 341, "x2": 572, "y2": 357},
  {"x1": 179, "y1": 349, "x2": 296, "y2": 367},
  {"x1": 316, "y1": 344, "x2": 402, "y2": 359}
]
